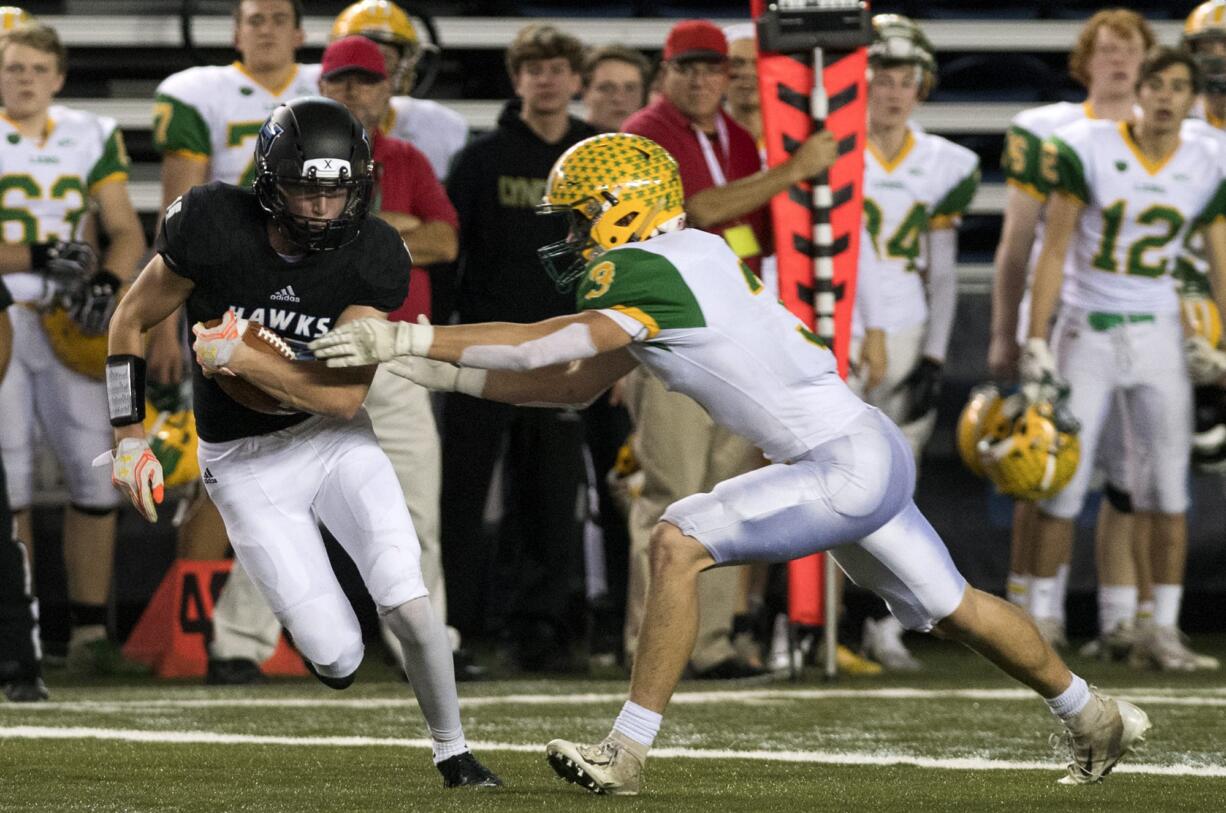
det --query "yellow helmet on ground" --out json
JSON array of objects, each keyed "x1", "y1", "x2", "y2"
[
  {"x1": 39, "y1": 306, "x2": 107, "y2": 380},
  {"x1": 1182, "y1": 296, "x2": 1223, "y2": 348},
  {"x1": 537, "y1": 133, "x2": 686, "y2": 289},
  {"x1": 331, "y1": 0, "x2": 420, "y2": 93},
  {"x1": 0, "y1": 6, "x2": 32, "y2": 31},
  {"x1": 956, "y1": 383, "x2": 1002, "y2": 477},
  {"x1": 143, "y1": 405, "x2": 201, "y2": 489},
  {"x1": 978, "y1": 395, "x2": 1080, "y2": 501}
]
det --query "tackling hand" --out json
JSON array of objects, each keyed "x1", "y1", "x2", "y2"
[
  {"x1": 191, "y1": 308, "x2": 248, "y2": 373},
  {"x1": 309, "y1": 316, "x2": 433, "y2": 367},
  {"x1": 93, "y1": 438, "x2": 164, "y2": 523},
  {"x1": 386, "y1": 355, "x2": 487, "y2": 397}
]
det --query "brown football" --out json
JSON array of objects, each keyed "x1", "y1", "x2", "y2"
[{"x1": 200, "y1": 318, "x2": 298, "y2": 415}]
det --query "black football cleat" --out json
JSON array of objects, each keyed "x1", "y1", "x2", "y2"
[
  {"x1": 204, "y1": 658, "x2": 268, "y2": 686},
  {"x1": 437, "y1": 752, "x2": 504, "y2": 789}
]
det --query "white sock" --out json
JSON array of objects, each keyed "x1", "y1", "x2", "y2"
[
  {"x1": 1152, "y1": 584, "x2": 1183, "y2": 628},
  {"x1": 613, "y1": 700, "x2": 662, "y2": 748},
  {"x1": 1053, "y1": 564, "x2": 1071, "y2": 624},
  {"x1": 1006, "y1": 573, "x2": 1030, "y2": 608},
  {"x1": 1029, "y1": 577, "x2": 1061, "y2": 620},
  {"x1": 1045, "y1": 674, "x2": 1091, "y2": 721},
  {"x1": 433, "y1": 737, "x2": 469, "y2": 763},
  {"x1": 1097, "y1": 585, "x2": 1138, "y2": 635}
]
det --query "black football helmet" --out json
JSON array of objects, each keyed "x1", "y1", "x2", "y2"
[{"x1": 254, "y1": 97, "x2": 374, "y2": 252}]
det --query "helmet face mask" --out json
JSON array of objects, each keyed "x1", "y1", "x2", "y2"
[
  {"x1": 537, "y1": 133, "x2": 685, "y2": 291},
  {"x1": 254, "y1": 98, "x2": 374, "y2": 253}
]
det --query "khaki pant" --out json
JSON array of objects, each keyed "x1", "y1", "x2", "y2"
[{"x1": 622, "y1": 369, "x2": 763, "y2": 671}]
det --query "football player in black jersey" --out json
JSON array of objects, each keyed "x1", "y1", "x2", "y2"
[{"x1": 101, "y1": 97, "x2": 501, "y2": 789}]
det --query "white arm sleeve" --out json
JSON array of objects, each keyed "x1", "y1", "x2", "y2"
[
  {"x1": 923, "y1": 227, "x2": 959, "y2": 362},
  {"x1": 856, "y1": 260, "x2": 889, "y2": 331},
  {"x1": 457, "y1": 322, "x2": 599, "y2": 371}
]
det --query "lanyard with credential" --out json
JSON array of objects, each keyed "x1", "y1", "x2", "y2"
[
  {"x1": 693, "y1": 115, "x2": 730, "y2": 187},
  {"x1": 694, "y1": 116, "x2": 761, "y2": 260}
]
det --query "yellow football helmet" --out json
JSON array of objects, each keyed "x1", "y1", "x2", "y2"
[
  {"x1": 1182, "y1": 296, "x2": 1223, "y2": 348},
  {"x1": 39, "y1": 306, "x2": 107, "y2": 380},
  {"x1": 978, "y1": 395, "x2": 1079, "y2": 501},
  {"x1": 0, "y1": 6, "x2": 32, "y2": 31},
  {"x1": 331, "y1": 0, "x2": 420, "y2": 94},
  {"x1": 956, "y1": 383, "x2": 1002, "y2": 478},
  {"x1": 1186, "y1": 0, "x2": 1226, "y2": 45},
  {"x1": 143, "y1": 405, "x2": 201, "y2": 489},
  {"x1": 537, "y1": 133, "x2": 685, "y2": 289}
]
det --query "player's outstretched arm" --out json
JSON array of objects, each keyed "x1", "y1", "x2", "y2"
[
  {"x1": 311, "y1": 310, "x2": 633, "y2": 370},
  {"x1": 108, "y1": 255, "x2": 195, "y2": 383},
  {"x1": 391, "y1": 347, "x2": 640, "y2": 409},
  {"x1": 218, "y1": 304, "x2": 381, "y2": 420},
  {"x1": 989, "y1": 187, "x2": 1042, "y2": 380}
]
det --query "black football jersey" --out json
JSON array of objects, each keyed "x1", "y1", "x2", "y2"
[
  {"x1": 0, "y1": 276, "x2": 12, "y2": 311},
  {"x1": 156, "y1": 182, "x2": 409, "y2": 442}
]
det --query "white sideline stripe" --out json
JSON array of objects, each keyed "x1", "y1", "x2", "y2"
[
  {"x1": 2, "y1": 726, "x2": 1224, "y2": 778},
  {"x1": 5, "y1": 686, "x2": 1225, "y2": 712}
]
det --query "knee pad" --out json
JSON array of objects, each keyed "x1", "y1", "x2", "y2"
[
  {"x1": 1103, "y1": 483, "x2": 1133, "y2": 514},
  {"x1": 70, "y1": 503, "x2": 119, "y2": 518}
]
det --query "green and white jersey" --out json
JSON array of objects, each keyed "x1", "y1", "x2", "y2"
[
  {"x1": 857, "y1": 128, "x2": 979, "y2": 335},
  {"x1": 1044, "y1": 118, "x2": 1226, "y2": 314},
  {"x1": 0, "y1": 104, "x2": 130, "y2": 303},
  {"x1": 1002, "y1": 101, "x2": 1090, "y2": 202},
  {"x1": 576, "y1": 229, "x2": 868, "y2": 462},
  {"x1": 153, "y1": 63, "x2": 318, "y2": 187}
]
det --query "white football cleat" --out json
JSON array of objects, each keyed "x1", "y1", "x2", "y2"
[
  {"x1": 1058, "y1": 689, "x2": 1151, "y2": 785},
  {"x1": 862, "y1": 616, "x2": 922, "y2": 672},
  {"x1": 1129, "y1": 624, "x2": 1220, "y2": 672},
  {"x1": 546, "y1": 731, "x2": 646, "y2": 796}
]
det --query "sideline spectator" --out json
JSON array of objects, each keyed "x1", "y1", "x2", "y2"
[{"x1": 441, "y1": 24, "x2": 597, "y2": 672}]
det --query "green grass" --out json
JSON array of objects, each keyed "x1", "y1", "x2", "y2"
[{"x1": 3, "y1": 636, "x2": 1225, "y2": 812}]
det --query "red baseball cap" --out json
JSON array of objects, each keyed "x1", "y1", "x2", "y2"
[
  {"x1": 321, "y1": 35, "x2": 388, "y2": 80},
  {"x1": 663, "y1": 19, "x2": 728, "y2": 63}
]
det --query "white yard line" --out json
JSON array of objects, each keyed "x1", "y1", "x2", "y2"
[
  {"x1": 5, "y1": 686, "x2": 1226, "y2": 712},
  {"x1": 2, "y1": 725, "x2": 1223, "y2": 778}
]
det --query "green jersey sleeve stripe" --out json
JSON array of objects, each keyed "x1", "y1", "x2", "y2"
[
  {"x1": 153, "y1": 93, "x2": 211, "y2": 156},
  {"x1": 1193, "y1": 179, "x2": 1226, "y2": 230},
  {"x1": 1046, "y1": 136, "x2": 1089, "y2": 204},
  {"x1": 932, "y1": 168, "x2": 982, "y2": 220},
  {"x1": 576, "y1": 247, "x2": 706, "y2": 331},
  {"x1": 87, "y1": 128, "x2": 131, "y2": 190},
  {"x1": 1001, "y1": 125, "x2": 1042, "y2": 188}
]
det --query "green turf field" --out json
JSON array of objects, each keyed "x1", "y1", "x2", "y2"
[{"x1": 3, "y1": 636, "x2": 1224, "y2": 812}]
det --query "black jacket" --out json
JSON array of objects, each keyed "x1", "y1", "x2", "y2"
[{"x1": 446, "y1": 100, "x2": 596, "y2": 324}]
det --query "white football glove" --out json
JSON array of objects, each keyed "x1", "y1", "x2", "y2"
[
  {"x1": 93, "y1": 437, "x2": 164, "y2": 523},
  {"x1": 309, "y1": 316, "x2": 432, "y2": 367},
  {"x1": 191, "y1": 307, "x2": 249, "y2": 372},
  {"x1": 386, "y1": 356, "x2": 487, "y2": 396},
  {"x1": 1186, "y1": 335, "x2": 1226, "y2": 385},
  {"x1": 1020, "y1": 337, "x2": 1060, "y2": 386}
]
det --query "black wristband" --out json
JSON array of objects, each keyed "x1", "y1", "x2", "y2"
[
  {"x1": 106, "y1": 354, "x2": 147, "y2": 427},
  {"x1": 29, "y1": 242, "x2": 52, "y2": 271}
]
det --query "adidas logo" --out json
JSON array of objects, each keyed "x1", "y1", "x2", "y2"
[
  {"x1": 203, "y1": 468, "x2": 217, "y2": 484},
  {"x1": 270, "y1": 285, "x2": 300, "y2": 303}
]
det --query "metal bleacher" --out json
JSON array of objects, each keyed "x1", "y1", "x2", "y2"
[{"x1": 38, "y1": 9, "x2": 1189, "y2": 292}]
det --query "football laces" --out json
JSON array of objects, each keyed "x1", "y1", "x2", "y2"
[{"x1": 256, "y1": 326, "x2": 296, "y2": 361}]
